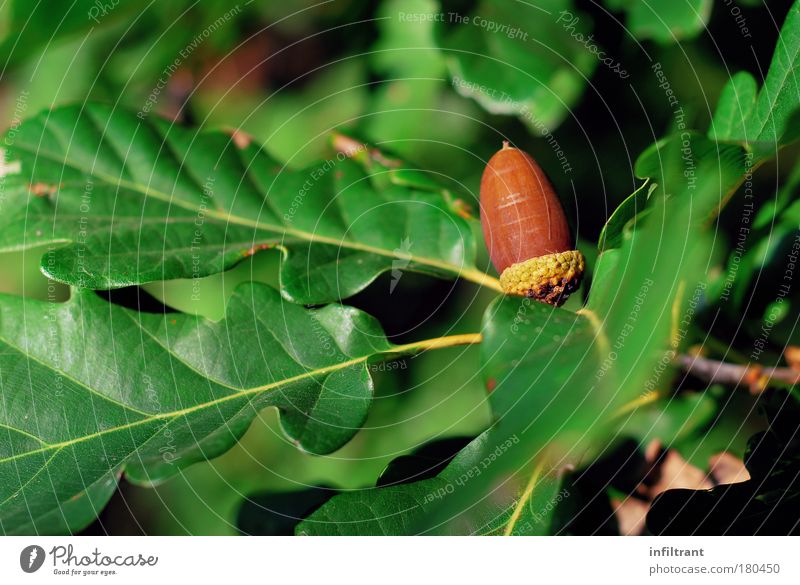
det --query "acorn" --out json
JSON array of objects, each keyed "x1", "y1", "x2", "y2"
[{"x1": 480, "y1": 142, "x2": 584, "y2": 306}]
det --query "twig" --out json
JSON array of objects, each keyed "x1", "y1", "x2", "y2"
[{"x1": 677, "y1": 354, "x2": 800, "y2": 393}]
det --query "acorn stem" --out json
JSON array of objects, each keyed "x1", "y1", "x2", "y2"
[
  {"x1": 460, "y1": 268, "x2": 503, "y2": 292},
  {"x1": 390, "y1": 333, "x2": 483, "y2": 355}
]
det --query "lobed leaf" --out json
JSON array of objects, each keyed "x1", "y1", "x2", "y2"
[
  {"x1": 295, "y1": 431, "x2": 563, "y2": 535},
  {"x1": 0, "y1": 104, "x2": 489, "y2": 304},
  {"x1": 0, "y1": 282, "x2": 402, "y2": 534}
]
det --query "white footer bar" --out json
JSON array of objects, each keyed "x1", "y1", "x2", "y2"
[{"x1": 0, "y1": 536, "x2": 795, "y2": 583}]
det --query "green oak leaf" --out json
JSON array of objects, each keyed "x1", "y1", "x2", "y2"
[
  {"x1": 709, "y1": 1, "x2": 800, "y2": 157},
  {"x1": 604, "y1": 0, "x2": 712, "y2": 44},
  {"x1": 297, "y1": 476, "x2": 445, "y2": 535},
  {"x1": 0, "y1": 282, "x2": 408, "y2": 534},
  {"x1": 440, "y1": 0, "x2": 597, "y2": 134},
  {"x1": 599, "y1": 131, "x2": 750, "y2": 252},
  {"x1": 0, "y1": 104, "x2": 493, "y2": 304},
  {"x1": 295, "y1": 391, "x2": 716, "y2": 536},
  {"x1": 296, "y1": 430, "x2": 570, "y2": 536},
  {"x1": 238, "y1": 436, "x2": 476, "y2": 535},
  {"x1": 708, "y1": 72, "x2": 758, "y2": 142},
  {"x1": 598, "y1": 181, "x2": 656, "y2": 251}
]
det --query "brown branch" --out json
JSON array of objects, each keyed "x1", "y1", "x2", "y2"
[{"x1": 677, "y1": 354, "x2": 800, "y2": 393}]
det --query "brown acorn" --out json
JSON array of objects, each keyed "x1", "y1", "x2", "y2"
[{"x1": 480, "y1": 142, "x2": 584, "y2": 306}]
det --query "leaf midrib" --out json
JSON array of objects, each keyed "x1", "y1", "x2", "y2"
[
  {"x1": 0, "y1": 352, "x2": 372, "y2": 466},
  {"x1": 502, "y1": 459, "x2": 545, "y2": 536},
  {"x1": 0, "y1": 332, "x2": 482, "y2": 465},
  {"x1": 12, "y1": 142, "x2": 494, "y2": 286}
]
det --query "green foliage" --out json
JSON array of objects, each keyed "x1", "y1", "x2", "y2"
[
  {"x1": 0, "y1": 283, "x2": 403, "y2": 533},
  {"x1": 617, "y1": 392, "x2": 717, "y2": 446},
  {"x1": 291, "y1": 129, "x2": 753, "y2": 535},
  {"x1": 0, "y1": 0, "x2": 132, "y2": 66},
  {"x1": 440, "y1": 0, "x2": 597, "y2": 134},
  {"x1": 709, "y1": 163, "x2": 800, "y2": 311},
  {"x1": 192, "y1": 60, "x2": 370, "y2": 167},
  {"x1": 597, "y1": 182, "x2": 656, "y2": 251},
  {"x1": 0, "y1": 0, "x2": 798, "y2": 537},
  {"x1": 296, "y1": 431, "x2": 549, "y2": 535},
  {"x1": 709, "y1": 3, "x2": 800, "y2": 156},
  {"x1": 605, "y1": 0, "x2": 713, "y2": 44}
]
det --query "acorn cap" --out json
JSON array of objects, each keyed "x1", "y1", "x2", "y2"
[{"x1": 499, "y1": 250, "x2": 585, "y2": 305}]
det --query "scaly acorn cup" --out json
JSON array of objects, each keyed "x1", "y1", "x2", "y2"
[{"x1": 480, "y1": 142, "x2": 584, "y2": 306}]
